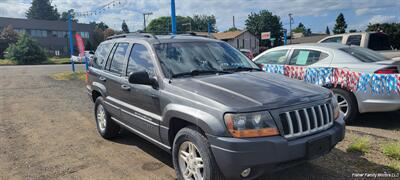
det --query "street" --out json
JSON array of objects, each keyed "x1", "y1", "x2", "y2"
[{"x1": 0, "y1": 65, "x2": 399, "y2": 179}]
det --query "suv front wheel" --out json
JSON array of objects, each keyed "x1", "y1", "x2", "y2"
[
  {"x1": 172, "y1": 127, "x2": 224, "y2": 180},
  {"x1": 94, "y1": 97, "x2": 120, "y2": 139}
]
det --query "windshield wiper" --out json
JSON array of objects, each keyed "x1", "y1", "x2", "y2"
[
  {"x1": 224, "y1": 66, "x2": 262, "y2": 72},
  {"x1": 171, "y1": 70, "x2": 231, "y2": 78}
]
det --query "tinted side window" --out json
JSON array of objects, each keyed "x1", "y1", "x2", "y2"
[
  {"x1": 368, "y1": 33, "x2": 391, "y2": 50},
  {"x1": 321, "y1": 36, "x2": 342, "y2": 43},
  {"x1": 109, "y1": 43, "x2": 129, "y2": 74},
  {"x1": 346, "y1": 35, "x2": 361, "y2": 46},
  {"x1": 127, "y1": 44, "x2": 155, "y2": 76},
  {"x1": 93, "y1": 43, "x2": 112, "y2": 69},
  {"x1": 289, "y1": 49, "x2": 329, "y2": 66},
  {"x1": 254, "y1": 50, "x2": 288, "y2": 64}
]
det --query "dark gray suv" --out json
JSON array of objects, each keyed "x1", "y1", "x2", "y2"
[{"x1": 86, "y1": 33, "x2": 345, "y2": 180}]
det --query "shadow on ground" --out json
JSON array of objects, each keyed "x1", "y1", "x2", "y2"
[
  {"x1": 351, "y1": 111, "x2": 400, "y2": 131},
  {"x1": 110, "y1": 128, "x2": 397, "y2": 180}
]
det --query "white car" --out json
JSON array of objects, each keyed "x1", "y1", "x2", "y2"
[{"x1": 253, "y1": 43, "x2": 400, "y2": 122}]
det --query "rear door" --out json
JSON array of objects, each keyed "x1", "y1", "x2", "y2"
[
  {"x1": 120, "y1": 43, "x2": 161, "y2": 140},
  {"x1": 102, "y1": 42, "x2": 130, "y2": 118},
  {"x1": 287, "y1": 49, "x2": 331, "y2": 67}
]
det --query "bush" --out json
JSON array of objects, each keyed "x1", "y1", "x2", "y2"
[
  {"x1": 381, "y1": 142, "x2": 400, "y2": 160},
  {"x1": 5, "y1": 34, "x2": 47, "y2": 64},
  {"x1": 347, "y1": 136, "x2": 371, "y2": 153}
]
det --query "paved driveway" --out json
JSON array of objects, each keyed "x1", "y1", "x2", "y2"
[{"x1": 0, "y1": 65, "x2": 398, "y2": 179}]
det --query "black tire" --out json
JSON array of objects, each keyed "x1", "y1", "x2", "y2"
[
  {"x1": 94, "y1": 97, "x2": 120, "y2": 139},
  {"x1": 172, "y1": 127, "x2": 224, "y2": 180},
  {"x1": 332, "y1": 88, "x2": 358, "y2": 123}
]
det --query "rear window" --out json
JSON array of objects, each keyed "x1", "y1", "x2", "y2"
[
  {"x1": 368, "y1": 33, "x2": 391, "y2": 51},
  {"x1": 339, "y1": 47, "x2": 388, "y2": 62},
  {"x1": 93, "y1": 43, "x2": 113, "y2": 69}
]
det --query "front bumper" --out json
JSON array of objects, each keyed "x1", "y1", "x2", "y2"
[{"x1": 208, "y1": 114, "x2": 345, "y2": 180}]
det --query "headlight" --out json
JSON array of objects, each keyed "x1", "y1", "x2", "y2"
[
  {"x1": 331, "y1": 92, "x2": 340, "y2": 120},
  {"x1": 224, "y1": 111, "x2": 279, "y2": 138}
]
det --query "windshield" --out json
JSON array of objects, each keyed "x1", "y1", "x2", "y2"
[
  {"x1": 154, "y1": 42, "x2": 259, "y2": 78},
  {"x1": 339, "y1": 46, "x2": 388, "y2": 62}
]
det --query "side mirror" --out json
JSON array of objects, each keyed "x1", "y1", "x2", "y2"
[{"x1": 128, "y1": 71, "x2": 158, "y2": 88}]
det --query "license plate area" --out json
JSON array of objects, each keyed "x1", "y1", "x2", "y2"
[{"x1": 307, "y1": 135, "x2": 331, "y2": 159}]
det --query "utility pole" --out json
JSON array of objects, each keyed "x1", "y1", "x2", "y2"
[
  {"x1": 233, "y1": 16, "x2": 236, "y2": 29},
  {"x1": 288, "y1": 13, "x2": 293, "y2": 44},
  {"x1": 171, "y1": 0, "x2": 177, "y2": 35},
  {"x1": 68, "y1": 10, "x2": 75, "y2": 72},
  {"x1": 143, "y1": 12, "x2": 153, "y2": 32}
]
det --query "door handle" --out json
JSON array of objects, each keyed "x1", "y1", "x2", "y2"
[
  {"x1": 99, "y1": 76, "x2": 106, "y2": 82},
  {"x1": 150, "y1": 94, "x2": 158, "y2": 99},
  {"x1": 121, "y1": 84, "x2": 131, "y2": 91}
]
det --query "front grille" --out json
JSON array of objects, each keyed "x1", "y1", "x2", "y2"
[{"x1": 279, "y1": 103, "x2": 333, "y2": 138}]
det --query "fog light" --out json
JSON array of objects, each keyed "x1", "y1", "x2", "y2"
[{"x1": 241, "y1": 168, "x2": 251, "y2": 177}]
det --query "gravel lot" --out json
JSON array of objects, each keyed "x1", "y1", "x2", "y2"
[{"x1": 0, "y1": 65, "x2": 399, "y2": 180}]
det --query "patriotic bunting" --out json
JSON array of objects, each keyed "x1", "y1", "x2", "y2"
[{"x1": 262, "y1": 64, "x2": 400, "y2": 95}]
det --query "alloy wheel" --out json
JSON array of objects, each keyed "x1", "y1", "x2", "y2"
[
  {"x1": 178, "y1": 141, "x2": 204, "y2": 180},
  {"x1": 96, "y1": 104, "x2": 107, "y2": 131},
  {"x1": 336, "y1": 94, "x2": 349, "y2": 117}
]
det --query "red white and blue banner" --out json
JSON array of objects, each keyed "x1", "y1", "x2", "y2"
[{"x1": 263, "y1": 64, "x2": 400, "y2": 95}]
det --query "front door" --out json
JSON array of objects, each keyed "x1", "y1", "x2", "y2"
[{"x1": 120, "y1": 43, "x2": 161, "y2": 140}]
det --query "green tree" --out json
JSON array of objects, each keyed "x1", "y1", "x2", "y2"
[
  {"x1": 226, "y1": 27, "x2": 240, "y2": 32},
  {"x1": 245, "y1": 10, "x2": 283, "y2": 47},
  {"x1": 26, "y1": 0, "x2": 60, "y2": 20},
  {"x1": 293, "y1": 23, "x2": 312, "y2": 36},
  {"x1": 60, "y1": 10, "x2": 78, "y2": 22},
  {"x1": 0, "y1": 25, "x2": 20, "y2": 58},
  {"x1": 190, "y1": 15, "x2": 217, "y2": 32},
  {"x1": 147, "y1": 16, "x2": 189, "y2": 34},
  {"x1": 367, "y1": 23, "x2": 400, "y2": 49},
  {"x1": 5, "y1": 34, "x2": 47, "y2": 64},
  {"x1": 122, "y1": 20, "x2": 130, "y2": 33},
  {"x1": 92, "y1": 28, "x2": 105, "y2": 50},
  {"x1": 325, "y1": 26, "x2": 330, "y2": 35},
  {"x1": 103, "y1": 28, "x2": 116, "y2": 39},
  {"x1": 333, "y1": 13, "x2": 347, "y2": 34}
]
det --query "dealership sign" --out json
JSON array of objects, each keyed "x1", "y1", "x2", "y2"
[{"x1": 261, "y1": 32, "x2": 271, "y2": 40}]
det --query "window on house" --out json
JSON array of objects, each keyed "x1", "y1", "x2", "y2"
[{"x1": 30, "y1": 30, "x2": 47, "y2": 37}]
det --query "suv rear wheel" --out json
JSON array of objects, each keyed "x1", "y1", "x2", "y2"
[
  {"x1": 94, "y1": 97, "x2": 120, "y2": 139},
  {"x1": 332, "y1": 88, "x2": 358, "y2": 123},
  {"x1": 172, "y1": 127, "x2": 224, "y2": 180}
]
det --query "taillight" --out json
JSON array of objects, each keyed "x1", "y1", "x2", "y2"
[{"x1": 374, "y1": 66, "x2": 399, "y2": 74}]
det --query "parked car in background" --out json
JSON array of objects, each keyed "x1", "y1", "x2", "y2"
[
  {"x1": 240, "y1": 49, "x2": 254, "y2": 59},
  {"x1": 71, "y1": 51, "x2": 95, "y2": 63},
  {"x1": 87, "y1": 34, "x2": 344, "y2": 179},
  {"x1": 253, "y1": 43, "x2": 400, "y2": 122},
  {"x1": 318, "y1": 32, "x2": 400, "y2": 59}
]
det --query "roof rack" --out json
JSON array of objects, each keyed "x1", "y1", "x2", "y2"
[{"x1": 106, "y1": 33, "x2": 158, "y2": 40}]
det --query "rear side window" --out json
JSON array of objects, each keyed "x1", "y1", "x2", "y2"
[
  {"x1": 93, "y1": 43, "x2": 112, "y2": 69},
  {"x1": 108, "y1": 43, "x2": 129, "y2": 75},
  {"x1": 346, "y1": 35, "x2": 361, "y2": 46},
  {"x1": 340, "y1": 47, "x2": 388, "y2": 62},
  {"x1": 289, "y1": 49, "x2": 329, "y2": 66},
  {"x1": 254, "y1": 50, "x2": 288, "y2": 64},
  {"x1": 321, "y1": 36, "x2": 342, "y2": 43},
  {"x1": 127, "y1": 44, "x2": 155, "y2": 76},
  {"x1": 368, "y1": 33, "x2": 391, "y2": 50}
]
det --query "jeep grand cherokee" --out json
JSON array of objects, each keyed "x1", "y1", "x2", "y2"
[{"x1": 86, "y1": 33, "x2": 345, "y2": 180}]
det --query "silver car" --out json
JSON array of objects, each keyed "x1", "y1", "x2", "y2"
[{"x1": 253, "y1": 43, "x2": 400, "y2": 122}]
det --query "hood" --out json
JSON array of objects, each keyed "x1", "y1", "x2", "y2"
[{"x1": 171, "y1": 72, "x2": 331, "y2": 111}]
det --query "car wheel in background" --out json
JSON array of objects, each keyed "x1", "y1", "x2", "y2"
[
  {"x1": 172, "y1": 127, "x2": 224, "y2": 180},
  {"x1": 332, "y1": 88, "x2": 358, "y2": 123},
  {"x1": 94, "y1": 97, "x2": 120, "y2": 139}
]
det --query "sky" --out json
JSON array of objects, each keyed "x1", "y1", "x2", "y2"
[{"x1": 0, "y1": 0, "x2": 399, "y2": 34}]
